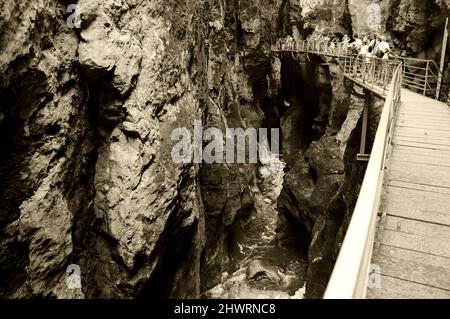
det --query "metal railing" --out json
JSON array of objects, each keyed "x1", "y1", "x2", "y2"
[
  {"x1": 271, "y1": 40, "x2": 347, "y2": 57},
  {"x1": 343, "y1": 54, "x2": 402, "y2": 96},
  {"x1": 399, "y1": 57, "x2": 441, "y2": 99},
  {"x1": 323, "y1": 62, "x2": 403, "y2": 299},
  {"x1": 271, "y1": 39, "x2": 440, "y2": 99}
]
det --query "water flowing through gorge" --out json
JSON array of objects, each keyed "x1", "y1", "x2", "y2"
[{"x1": 203, "y1": 152, "x2": 308, "y2": 299}]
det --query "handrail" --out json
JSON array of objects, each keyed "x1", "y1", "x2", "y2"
[{"x1": 323, "y1": 63, "x2": 403, "y2": 299}]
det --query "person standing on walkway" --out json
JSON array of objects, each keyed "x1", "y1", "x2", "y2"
[
  {"x1": 349, "y1": 34, "x2": 363, "y2": 55},
  {"x1": 378, "y1": 35, "x2": 391, "y2": 85},
  {"x1": 378, "y1": 35, "x2": 391, "y2": 57},
  {"x1": 366, "y1": 34, "x2": 378, "y2": 82},
  {"x1": 317, "y1": 34, "x2": 325, "y2": 52},
  {"x1": 347, "y1": 34, "x2": 363, "y2": 74},
  {"x1": 359, "y1": 38, "x2": 371, "y2": 79},
  {"x1": 329, "y1": 38, "x2": 336, "y2": 54},
  {"x1": 342, "y1": 34, "x2": 351, "y2": 55},
  {"x1": 286, "y1": 35, "x2": 294, "y2": 51},
  {"x1": 371, "y1": 34, "x2": 383, "y2": 82}
]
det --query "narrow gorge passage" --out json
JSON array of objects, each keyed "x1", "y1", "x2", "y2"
[
  {"x1": 204, "y1": 53, "x2": 335, "y2": 299},
  {"x1": 203, "y1": 150, "x2": 307, "y2": 299}
]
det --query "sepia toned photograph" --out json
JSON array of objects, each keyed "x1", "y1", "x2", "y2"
[{"x1": 0, "y1": 0, "x2": 449, "y2": 306}]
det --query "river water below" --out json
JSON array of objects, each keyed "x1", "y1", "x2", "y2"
[{"x1": 203, "y1": 153, "x2": 308, "y2": 299}]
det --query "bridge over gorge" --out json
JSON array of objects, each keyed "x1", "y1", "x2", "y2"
[{"x1": 271, "y1": 40, "x2": 450, "y2": 298}]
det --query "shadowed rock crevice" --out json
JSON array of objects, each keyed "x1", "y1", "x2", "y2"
[
  {"x1": 275, "y1": 50, "x2": 372, "y2": 298},
  {"x1": 276, "y1": 54, "x2": 332, "y2": 251},
  {"x1": 0, "y1": 0, "x2": 95, "y2": 297}
]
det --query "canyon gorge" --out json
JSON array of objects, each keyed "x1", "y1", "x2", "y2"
[{"x1": 0, "y1": 0, "x2": 449, "y2": 299}]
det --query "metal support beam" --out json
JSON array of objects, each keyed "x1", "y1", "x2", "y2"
[
  {"x1": 357, "y1": 100, "x2": 370, "y2": 162},
  {"x1": 437, "y1": 17, "x2": 449, "y2": 100}
]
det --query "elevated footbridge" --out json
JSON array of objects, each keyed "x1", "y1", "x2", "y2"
[{"x1": 272, "y1": 40, "x2": 450, "y2": 299}]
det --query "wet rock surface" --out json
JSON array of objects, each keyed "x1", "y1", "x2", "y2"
[{"x1": 203, "y1": 156, "x2": 307, "y2": 299}]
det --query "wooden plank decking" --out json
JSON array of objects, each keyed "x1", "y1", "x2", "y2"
[{"x1": 367, "y1": 89, "x2": 450, "y2": 299}]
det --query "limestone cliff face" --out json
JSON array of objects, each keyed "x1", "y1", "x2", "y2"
[
  {"x1": 0, "y1": 0, "x2": 211, "y2": 298},
  {"x1": 0, "y1": 0, "x2": 449, "y2": 299},
  {"x1": 0, "y1": 0, "x2": 93, "y2": 298},
  {"x1": 386, "y1": 0, "x2": 446, "y2": 57},
  {"x1": 0, "y1": 0, "x2": 282, "y2": 298},
  {"x1": 76, "y1": 0, "x2": 209, "y2": 298},
  {"x1": 385, "y1": 0, "x2": 450, "y2": 101}
]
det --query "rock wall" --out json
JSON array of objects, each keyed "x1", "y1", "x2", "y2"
[
  {"x1": 0, "y1": 0, "x2": 283, "y2": 298},
  {"x1": 385, "y1": 0, "x2": 450, "y2": 101},
  {"x1": 198, "y1": 0, "x2": 283, "y2": 292},
  {"x1": 0, "y1": 0, "x2": 94, "y2": 298},
  {"x1": 274, "y1": 52, "x2": 371, "y2": 298},
  {"x1": 76, "y1": 0, "x2": 209, "y2": 299}
]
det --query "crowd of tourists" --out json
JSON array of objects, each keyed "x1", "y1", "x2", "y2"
[
  {"x1": 275, "y1": 33, "x2": 392, "y2": 58},
  {"x1": 344, "y1": 33, "x2": 394, "y2": 84},
  {"x1": 275, "y1": 33, "x2": 395, "y2": 85},
  {"x1": 341, "y1": 33, "x2": 392, "y2": 59}
]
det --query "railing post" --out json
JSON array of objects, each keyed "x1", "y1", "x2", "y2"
[
  {"x1": 437, "y1": 17, "x2": 449, "y2": 100},
  {"x1": 362, "y1": 56, "x2": 366, "y2": 84},
  {"x1": 402, "y1": 62, "x2": 406, "y2": 82},
  {"x1": 344, "y1": 54, "x2": 347, "y2": 75},
  {"x1": 424, "y1": 60, "x2": 429, "y2": 96},
  {"x1": 357, "y1": 98, "x2": 370, "y2": 162}
]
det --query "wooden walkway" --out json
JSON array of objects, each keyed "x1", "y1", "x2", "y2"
[
  {"x1": 367, "y1": 89, "x2": 450, "y2": 299},
  {"x1": 293, "y1": 41, "x2": 450, "y2": 299}
]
